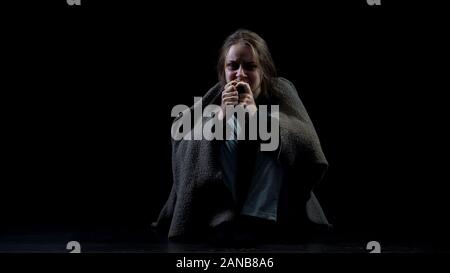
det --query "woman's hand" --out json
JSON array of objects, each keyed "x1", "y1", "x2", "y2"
[
  {"x1": 235, "y1": 81, "x2": 257, "y2": 117},
  {"x1": 222, "y1": 80, "x2": 239, "y2": 108},
  {"x1": 218, "y1": 81, "x2": 257, "y2": 120}
]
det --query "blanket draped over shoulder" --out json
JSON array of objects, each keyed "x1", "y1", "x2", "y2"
[{"x1": 154, "y1": 77, "x2": 330, "y2": 239}]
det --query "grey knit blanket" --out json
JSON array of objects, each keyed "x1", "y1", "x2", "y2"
[{"x1": 154, "y1": 77, "x2": 329, "y2": 239}]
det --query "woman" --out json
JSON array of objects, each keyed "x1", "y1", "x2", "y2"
[{"x1": 154, "y1": 29, "x2": 331, "y2": 244}]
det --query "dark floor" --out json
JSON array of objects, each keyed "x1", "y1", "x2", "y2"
[{"x1": 0, "y1": 227, "x2": 447, "y2": 253}]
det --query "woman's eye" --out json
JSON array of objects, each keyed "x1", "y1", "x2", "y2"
[
  {"x1": 227, "y1": 63, "x2": 239, "y2": 70},
  {"x1": 244, "y1": 64, "x2": 257, "y2": 70}
]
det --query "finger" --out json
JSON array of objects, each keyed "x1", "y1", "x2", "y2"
[
  {"x1": 223, "y1": 85, "x2": 237, "y2": 95},
  {"x1": 222, "y1": 91, "x2": 238, "y2": 99},
  {"x1": 235, "y1": 82, "x2": 252, "y2": 94},
  {"x1": 224, "y1": 80, "x2": 238, "y2": 89},
  {"x1": 223, "y1": 94, "x2": 239, "y2": 101},
  {"x1": 223, "y1": 100, "x2": 239, "y2": 107},
  {"x1": 223, "y1": 97, "x2": 239, "y2": 105}
]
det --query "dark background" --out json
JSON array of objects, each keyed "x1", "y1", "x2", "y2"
[{"x1": 2, "y1": 0, "x2": 448, "y2": 248}]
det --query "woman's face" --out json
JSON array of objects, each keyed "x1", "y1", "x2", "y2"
[{"x1": 225, "y1": 43, "x2": 262, "y2": 95}]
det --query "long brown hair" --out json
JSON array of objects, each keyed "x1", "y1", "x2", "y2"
[{"x1": 217, "y1": 29, "x2": 277, "y2": 96}]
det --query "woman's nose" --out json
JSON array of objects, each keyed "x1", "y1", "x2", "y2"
[{"x1": 236, "y1": 65, "x2": 247, "y2": 78}]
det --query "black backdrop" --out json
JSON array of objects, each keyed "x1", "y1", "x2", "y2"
[{"x1": 2, "y1": 1, "x2": 448, "y2": 247}]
